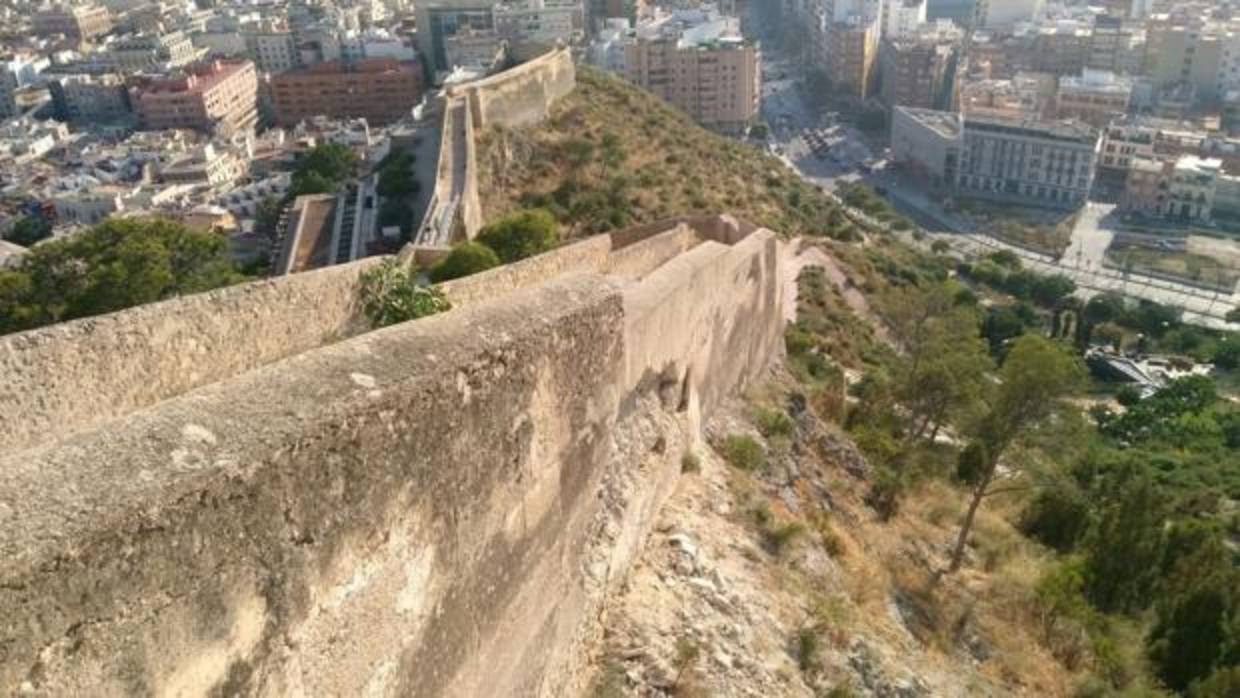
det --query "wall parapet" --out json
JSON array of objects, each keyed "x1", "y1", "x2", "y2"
[
  {"x1": 0, "y1": 256, "x2": 385, "y2": 454},
  {"x1": 0, "y1": 214, "x2": 784, "y2": 698}
]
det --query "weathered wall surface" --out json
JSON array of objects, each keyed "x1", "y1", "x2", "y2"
[
  {"x1": 0, "y1": 257, "x2": 384, "y2": 453},
  {"x1": 0, "y1": 274, "x2": 629, "y2": 697},
  {"x1": 452, "y1": 47, "x2": 576, "y2": 130},
  {"x1": 0, "y1": 216, "x2": 783, "y2": 698}
]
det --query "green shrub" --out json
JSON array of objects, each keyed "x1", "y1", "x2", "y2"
[
  {"x1": 429, "y1": 241, "x2": 501, "y2": 282},
  {"x1": 1189, "y1": 666, "x2": 1240, "y2": 698},
  {"x1": 764, "y1": 520, "x2": 806, "y2": 556},
  {"x1": 752, "y1": 405, "x2": 795, "y2": 438},
  {"x1": 865, "y1": 466, "x2": 905, "y2": 521},
  {"x1": 681, "y1": 451, "x2": 701, "y2": 474},
  {"x1": 1020, "y1": 484, "x2": 1091, "y2": 553},
  {"x1": 359, "y1": 259, "x2": 451, "y2": 327},
  {"x1": 721, "y1": 434, "x2": 766, "y2": 471},
  {"x1": 476, "y1": 208, "x2": 560, "y2": 263},
  {"x1": 796, "y1": 627, "x2": 820, "y2": 673}
]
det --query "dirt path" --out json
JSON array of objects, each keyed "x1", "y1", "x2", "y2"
[{"x1": 782, "y1": 239, "x2": 891, "y2": 344}]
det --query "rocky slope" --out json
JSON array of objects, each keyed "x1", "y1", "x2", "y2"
[{"x1": 584, "y1": 244, "x2": 1075, "y2": 698}]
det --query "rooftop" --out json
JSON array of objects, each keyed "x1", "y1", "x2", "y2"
[
  {"x1": 899, "y1": 107, "x2": 961, "y2": 139},
  {"x1": 964, "y1": 113, "x2": 1098, "y2": 144}
]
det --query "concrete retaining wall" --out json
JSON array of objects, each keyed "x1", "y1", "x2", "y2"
[
  {"x1": 0, "y1": 216, "x2": 783, "y2": 698},
  {"x1": 0, "y1": 257, "x2": 385, "y2": 453}
]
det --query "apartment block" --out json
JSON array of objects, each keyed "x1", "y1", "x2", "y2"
[
  {"x1": 1055, "y1": 69, "x2": 1133, "y2": 127},
  {"x1": 33, "y1": 4, "x2": 113, "y2": 41},
  {"x1": 416, "y1": 1, "x2": 498, "y2": 76},
  {"x1": 269, "y1": 58, "x2": 423, "y2": 127},
  {"x1": 1029, "y1": 25, "x2": 1091, "y2": 77},
  {"x1": 622, "y1": 33, "x2": 760, "y2": 133},
  {"x1": 1148, "y1": 25, "x2": 1224, "y2": 104},
  {"x1": 956, "y1": 114, "x2": 1100, "y2": 209},
  {"x1": 828, "y1": 18, "x2": 880, "y2": 99},
  {"x1": 878, "y1": 27, "x2": 961, "y2": 111},
  {"x1": 494, "y1": 0, "x2": 584, "y2": 57},
  {"x1": 245, "y1": 29, "x2": 298, "y2": 74},
  {"x1": 131, "y1": 60, "x2": 258, "y2": 135},
  {"x1": 882, "y1": 0, "x2": 928, "y2": 40},
  {"x1": 974, "y1": 0, "x2": 1045, "y2": 28},
  {"x1": 48, "y1": 73, "x2": 133, "y2": 123},
  {"x1": 109, "y1": 31, "x2": 197, "y2": 73}
]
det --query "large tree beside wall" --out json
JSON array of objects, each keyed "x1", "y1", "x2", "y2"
[{"x1": 0, "y1": 217, "x2": 248, "y2": 336}]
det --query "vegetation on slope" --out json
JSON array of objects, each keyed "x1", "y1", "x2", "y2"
[
  {"x1": 475, "y1": 66, "x2": 852, "y2": 239},
  {"x1": 780, "y1": 244, "x2": 1240, "y2": 697}
]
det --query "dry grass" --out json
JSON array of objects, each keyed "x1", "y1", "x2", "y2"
[{"x1": 475, "y1": 66, "x2": 846, "y2": 239}]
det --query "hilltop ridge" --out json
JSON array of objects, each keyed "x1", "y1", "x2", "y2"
[{"x1": 476, "y1": 66, "x2": 854, "y2": 241}]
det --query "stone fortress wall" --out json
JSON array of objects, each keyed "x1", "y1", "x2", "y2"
[
  {"x1": 0, "y1": 257, "x2": 385, "y2": 454},
  {"x1": 449, "y1": 46, "x2": 576, "y2": 131},
  {"x1": 0, "y1": 214, "x2": 785, "y2": 697},
  {"x1": 416, "y1": 47, "x2": 575, "y2": 245}
]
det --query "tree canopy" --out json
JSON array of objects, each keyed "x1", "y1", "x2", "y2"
[
  {"x1": 5, "y1": 215, "x2": 53, "y2": 247},
  {"x1": 0, "y1": 217, "x2": 247, "y2": 336},
  {"x1": 475, "y1": 208, "x2": 560, "y2": 264},
  {"x1": 287, "y1": 143, "x2": 358, "y2": 198},
  {"x1": 429, "y1": 241, "x2": 501, "y2": 283}
]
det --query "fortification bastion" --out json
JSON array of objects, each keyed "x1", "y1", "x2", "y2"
[{"x1": 0, "y1": 215, "x2": 785, "y2": 696}]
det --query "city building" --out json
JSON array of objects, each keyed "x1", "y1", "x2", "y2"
[
  {"x1": 33, "y1": 4, "x2": 113, "y2": 41},
  {"x1": 416, "y1": 1, "x2": 499, "y2": 77},
  {"x1": 974, "y1": 0, "x2": 1045, "y2": 29},
  {"x1": 1055, "y1": 69, "x2": 1133, "y2": 127},
  {"x1": 48, "y1": 73, "x2": 133, "y2": 124},
  {"x1": 828, "y1": 16, "x2": 880, "y2": 99},
  {"x1": 596, "y1": 7, "x2": 760, "y2": 133},
  {"x1": 158, "y1": 143, "x2": 247, "y2": 189},
  {"x1": 1029, "y1": 23, "x2": 1092, "y2": 77},
  {"x1": 494, "y1": 0, "x2": 585, "y2": 59},
  {"x1": 960, "y1": 71, "x2": 1055, "y2": 120},
  {"x1": 878, "y1": 24, "x2": 962, "y2": 111},
  {"x1": 882, "y1": 0, "x2": 928, "y2": 40},
  {"x1": 1148, "y1": 25, "x2": 1224, "y2": 104},
  {"x1": 269, "y1": 58, "x2": 423, "y2": 127},
  {"x1": 245, "y1": 27, "x2": 298, "y2": 75},
  {"x1": 956, "y1": 114, "x2": 1100, "y2": 209},
  {"x1": 1224, "y1": 89, "x2": 1240, "y2": 135},
  {"x1": 890, "y1": 106, "x2": 961, "y2": 189},
  {"x1": 131, "y1": 60, "x2": 258, "y2": 135},
  {"x1": 443, "y1": 27, "x2": 507, "y2": 74},
  {"x1": 1165, "y1": 155, "x2": 1220, "y2": 221},
  {"x1": 0, "y1": 65, "x2": 18, "y2": 120},
  {"x1": 1120, "y1": 157, "x2": 1170, "y2": 216},
  {"x1": 108, "y1": 31, "x2": 197, "y2": 73}
]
